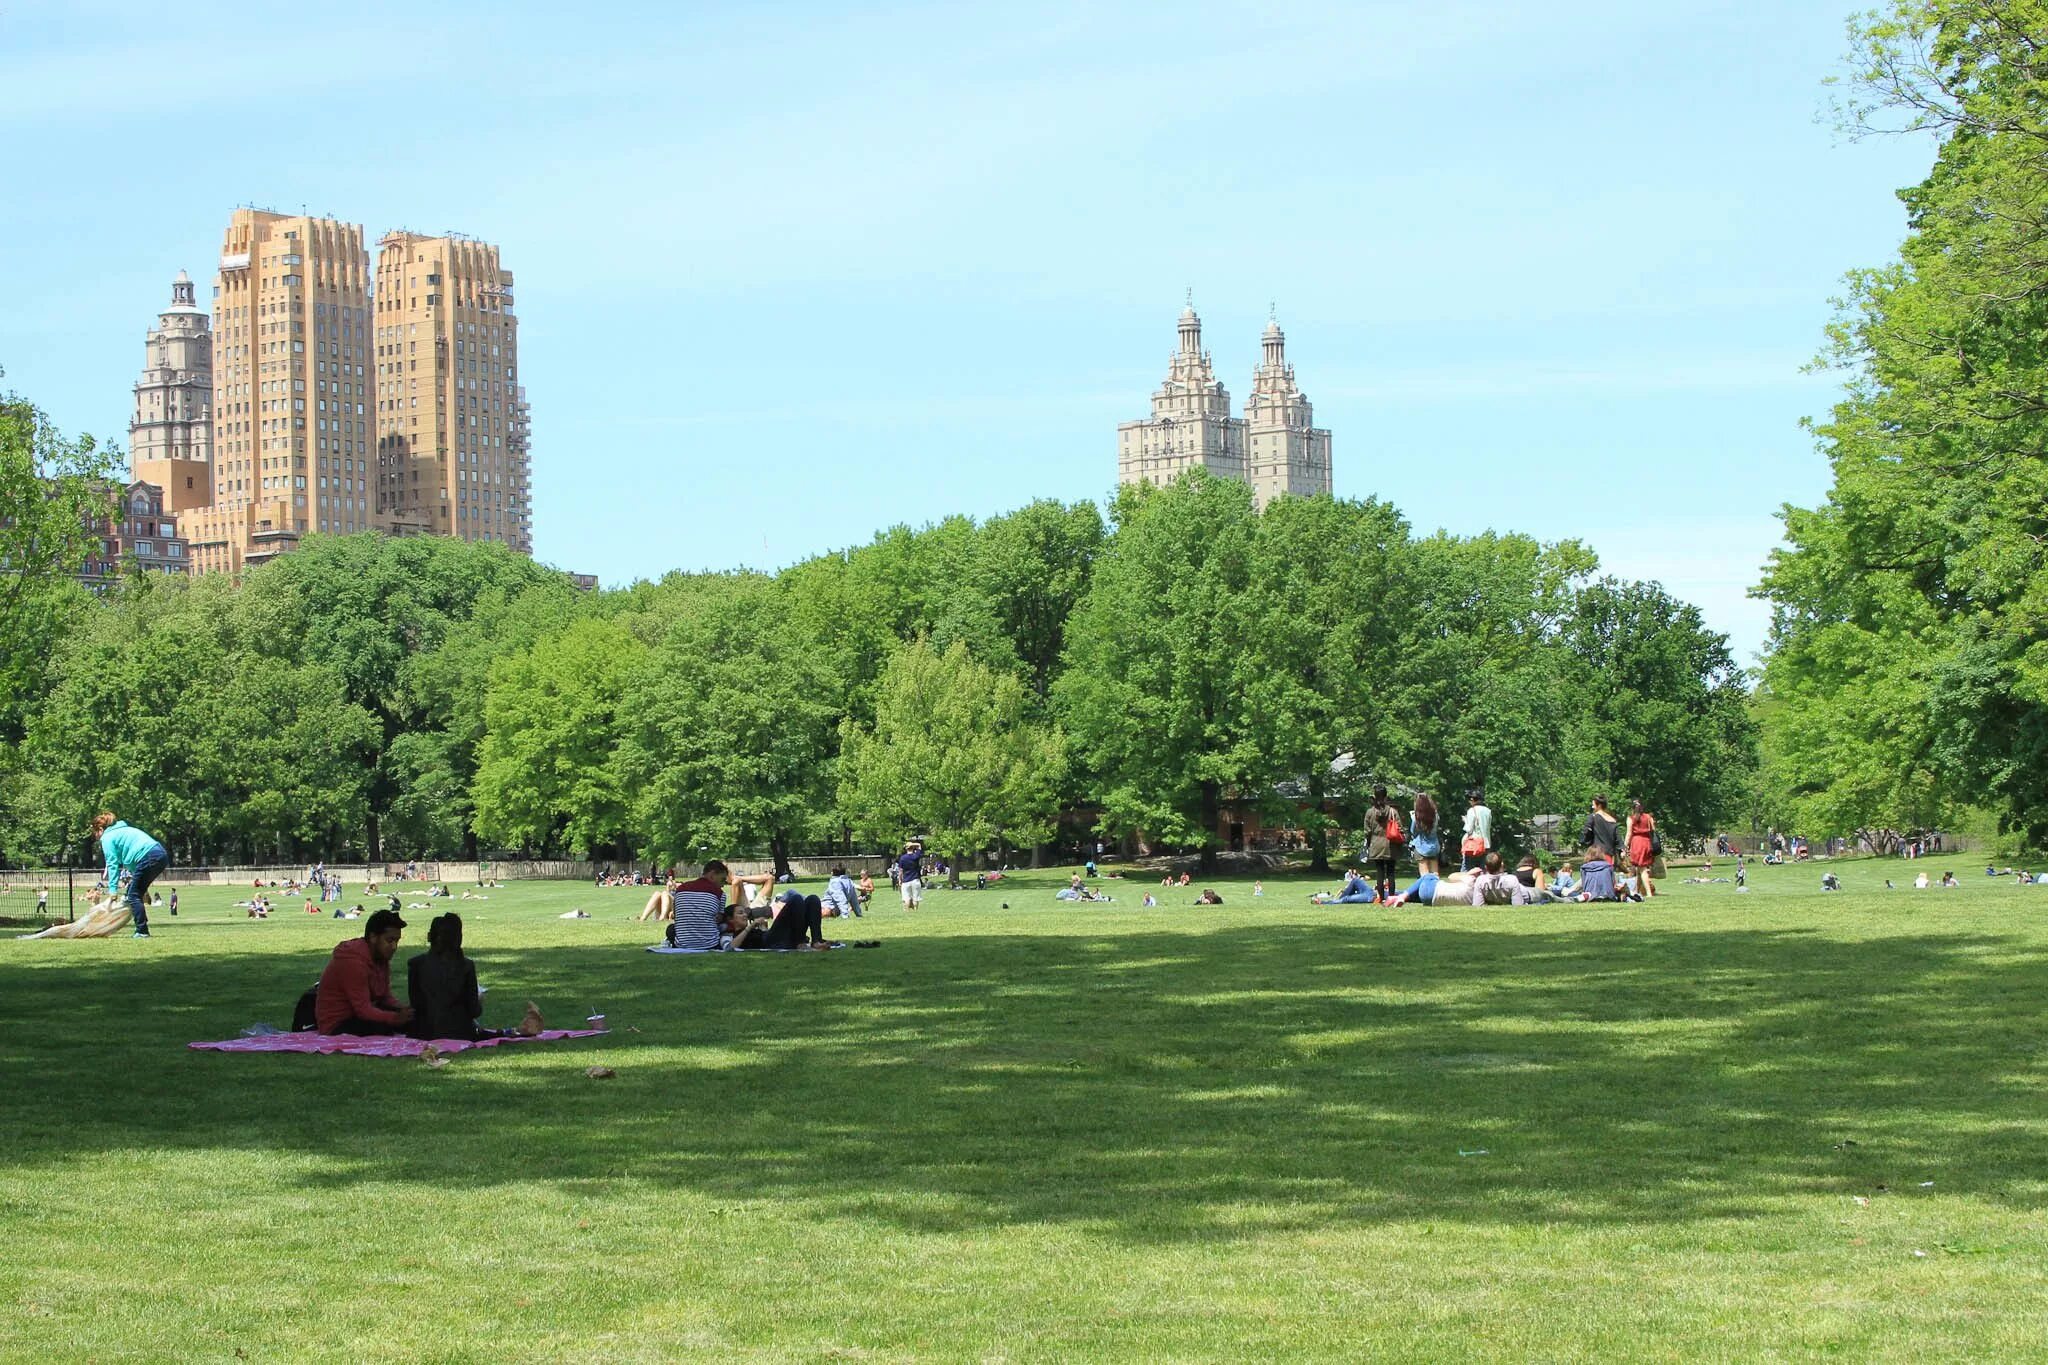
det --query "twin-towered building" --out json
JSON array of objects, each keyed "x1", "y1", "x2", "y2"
[
  {"x1": 128, "y1": 208, "x2": 529, "y2": 576},
  {"x1": 1117, "y1": 302, "x2": 1333, "y2": 507}
]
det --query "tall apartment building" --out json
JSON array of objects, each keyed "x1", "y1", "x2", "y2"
[
  {"x1": 128, "y1": 271, "x2": 215, "y2": 513},
  {"x1": 1117, "y1": 302, "x2": 1246, "y2": 492},
  {"x1": 184, "y1": 209, "x2": 374, "y2": 575},
  {"x1": 1117, "y1": 302, "x2": 1333, "y2": 508},
  {"x1": 1242, "y1": 317, "x2": 1332, "y2": 503},
  {"x1": 374, "y1": 231, "x2": 529, "y2": 552}
]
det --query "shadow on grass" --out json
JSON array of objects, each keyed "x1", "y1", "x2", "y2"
[{"x1": 4, "y1": 922, "x2": 2046, "y2": 1245}]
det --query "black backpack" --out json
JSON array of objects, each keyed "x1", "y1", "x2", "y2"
[{"x1": 291, "y1": 983, "x2": 320, "y2": 1032}]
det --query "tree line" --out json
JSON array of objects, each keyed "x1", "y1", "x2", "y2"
[
  {"x1": 1753, "y1": 1, "x2": 2048, "y2": 850},
  {"x1": 1, "y1": 405, "x2": 1753, "y2": 872}
]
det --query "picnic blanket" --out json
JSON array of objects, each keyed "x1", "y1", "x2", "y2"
[
  {"x1": 188, "y1": 1028, "x2": 607, "y2": 1057},
  {"x1": 19, "y1": 900, "x2": 130, "y2": 939},
  {"x1": 645, "y1": 942, "x2": 877, "y2": 955}
]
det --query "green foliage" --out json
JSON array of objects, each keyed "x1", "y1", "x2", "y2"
[
  {"x1": 0, "y1": 373, "x2": 1748, "y2": 864},
  {"x1": 1056, "y1": 474, "x2": 1265, "y2": 864},
  {"x1": 0, "y1": 388, "x2": 121, "y2": 745},
  {"x1": 615, "y1": 577, "x2": 845, "y2": 869},
  {"x1": 838, "y1": 637, "x2": 1066, "y2": 866},
  {"x1": 1759, "y1": 0, "x2": 2048, "y2": 842}
]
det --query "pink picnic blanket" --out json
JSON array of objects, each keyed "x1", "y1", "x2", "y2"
[{"x1": 189, "y1": 1028, "x2": 607, "y2": 1057}]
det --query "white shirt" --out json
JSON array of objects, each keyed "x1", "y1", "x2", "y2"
[{"x1": 1463, "y1": 804, "x2": 1493, "y2": 844}]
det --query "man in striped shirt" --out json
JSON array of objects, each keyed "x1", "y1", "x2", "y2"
[{"x1": 665, "y1": 860, "x2": 732, "y2": 950}]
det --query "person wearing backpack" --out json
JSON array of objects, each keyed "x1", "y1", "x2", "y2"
[{"x1": 1363, "y1": 785, "x2": 1405, "y2": 902}]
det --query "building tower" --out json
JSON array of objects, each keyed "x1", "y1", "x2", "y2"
[
  {"x1": 374, "y1": 231, "x2": 529, "y2": 553},
  {"x1": 1242, "y1": 313, "x2": 1332, "y2": 505},
  {"x1": 128, "y1": 270, "x2": 215, "y2": 513},
  {"x1": 186, "y1": 209, "x2": 374, "y2": 574},
  {"x1": 1117, "y1": 299, "x2": 1246, "y2": 492}
]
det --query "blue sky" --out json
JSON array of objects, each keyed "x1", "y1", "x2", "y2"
[{"x1": 1, "y1": 0, "x2": 1931, "y2": 662}]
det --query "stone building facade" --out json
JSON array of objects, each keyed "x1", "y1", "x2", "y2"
[
  {"x1": 1117, "y1": 303, "x2": 1333, "y2": 508},
  {"x1": 128, "y1": 271, "x2": 215, "y2": 514}
]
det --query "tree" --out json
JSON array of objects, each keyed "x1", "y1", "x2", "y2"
[
  {"x1": 1056, "y1": 474, "x2": 1263, "y2": 869},
  {"x1": 1238, "y1": 494, "x2": 1411, "y2": 871},
  {"x1": 0, "y1": 385, "x2": 121, "y2": 743},
  {"x1": 1559, "y1": 578, "x2": 1756, "y2": 846},
  {"x1": 1759, "y1": 1, "x2": 2048, "y2": 841},
  {"x1": 472, "y1": 617, "x2": 643, "y2": 856},
  {"x1": 235, "y1": 534, "x2": 570, "y2": 858},
  {"x1": 838, "y1": 638, "x2": 1066, "y2": 876},
  {"x1": 614, "y1": 577, "x2": 844, "y2": 874}
]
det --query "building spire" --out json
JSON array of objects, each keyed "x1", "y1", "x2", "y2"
[{"x1": 1177, "y1": 291, "x2": 1202, "y2": 355}]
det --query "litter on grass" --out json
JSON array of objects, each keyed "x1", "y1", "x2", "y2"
[
  {"x1": 1458, "y1": 1149, "x2": 1490, "y2": 1157},
  {"x1": 586, "y1": 1066, "x2": 617, "y2": 1080}
]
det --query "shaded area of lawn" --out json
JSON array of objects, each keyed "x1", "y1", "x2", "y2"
[{"x1": 6, "y1": 914, "x2": 2045, "y2": 1247}]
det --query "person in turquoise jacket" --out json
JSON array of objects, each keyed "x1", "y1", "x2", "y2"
[{"x1": 92, "y1": 812, "x2": 169, "y2": 939}]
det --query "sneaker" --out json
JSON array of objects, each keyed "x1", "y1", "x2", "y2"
[{"x1": 132, "y1": 930, "x2": 152, "y2": 938}]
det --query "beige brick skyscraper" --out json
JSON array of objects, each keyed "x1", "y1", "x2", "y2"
[
  {"x1": 187, "y1": 209, "x2": 373, "y2": 574},
  {"x1": 374, "y1": 232, "x2": 529, "y2": 551}
]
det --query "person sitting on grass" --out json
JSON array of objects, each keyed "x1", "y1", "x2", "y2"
[
  {"x1": 315, "y1": 908, "x2": 415, "y2": 1035},
  {"x1": 1940, "y1": 869, "x2": 1959, "y2": 888},
  {"x1": 1914, "y1": 871, "x2": 1930, "y2": 889},
  {"x1": 406, "y1": 912, "x2": 544, "y2": 1041},
  {"x1": 1821, "y1": 872, "x2": 1841, "y2": 892},
  {"x1": 1194, "y1": 888, "x2": 1223, "y2": 905},
  {"x1": 1577, "y1": 855, "x2": 1618, "y2": 902},
  {"x1": 666, "y1": 860, "x2": 731, "y2": 951},
  {"x1": 1549, "y1": 862, "x2": 1580, "y2": 900},
  {"x1": 823, "y1": 865, "x2": 863, "y2": 920}
]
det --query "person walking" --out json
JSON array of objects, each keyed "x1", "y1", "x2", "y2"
[
  {"x1": 1627, "y1": 799, "x2": 1660, "y2": 900},
  {"x1": 92, "y1": 811, "x2": 170, "y2": 939},
  {"x1": 1362, "y1": 786, "x2": 1404, "y2": 901},
  {"x1": 1460, "y1": 789, "x2": 1493, "y2": 873},
  {"x1": 1410, "y1": 791, "x2": 1441, "y2": 878},
  {"x1": 896, "y1": 840, "x2": 925, "y2": 911}
]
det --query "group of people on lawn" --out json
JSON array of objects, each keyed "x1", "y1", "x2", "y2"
[
  {"x1": 1321, "y1": 787, "x2": 1661, "y2": 906},
  {"x1": 639, "y1": 856, "x2": 877, "y2": 951}
]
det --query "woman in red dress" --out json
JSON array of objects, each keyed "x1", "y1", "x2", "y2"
[{"x1": 1627, "y1": 799, "x2": 1659, "y2": 900}]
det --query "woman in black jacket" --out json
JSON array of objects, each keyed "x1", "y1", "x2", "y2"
[{"x1": 408, "y1": 913, "x2": 488, "y2": 1041}]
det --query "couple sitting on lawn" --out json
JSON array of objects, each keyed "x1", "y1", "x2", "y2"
[
  {"x1": 660, "y1": 860, "x2": 839, "y2": 951},
  {"x1": 309, "y1": 909, "x2": 541, "y2": 1041}
]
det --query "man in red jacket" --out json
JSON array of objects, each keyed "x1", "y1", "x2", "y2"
[{"x1": 315, "y1": 908, "x2": 415, "y2": 1035}]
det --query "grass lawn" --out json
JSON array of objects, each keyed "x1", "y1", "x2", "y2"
[{"x1": 4, "y1": 857, "x2": 2047, "y2": 1361}]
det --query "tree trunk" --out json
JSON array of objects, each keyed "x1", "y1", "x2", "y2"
[
  {"x1": 366, "y1": 811, "x2": 382, "y2": 865},
  {"x1": 1307, "y1": 774, "x2": 1331, "y2": 874},
  {"x1": 1198, "y1": 781, "x2": 1221, "y2": 872},
  {"x1": 769, "y1": 830, "x2": 793, "y2": 880}
]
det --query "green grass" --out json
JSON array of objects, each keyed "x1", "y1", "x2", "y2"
[{"x1": 4, "y1": 858, "x2": 2047, "y2": 1361}]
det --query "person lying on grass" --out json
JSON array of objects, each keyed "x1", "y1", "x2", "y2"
[
  {"x1": 315, "y1": 908, "x2": 415, "y2": 1035},
  {"x1": 1465, "y1": 853, "x2": 1533, "y2": 906},
  {"x1": 716, "y1": 893, "x2": 831, "y2": 950},
  {"x1": 1310, "y1": 869, "x2": 1378, "y2": 904},
  {"x1": 407, "y1": 912, "x2": 543, "y2": 1042}
]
